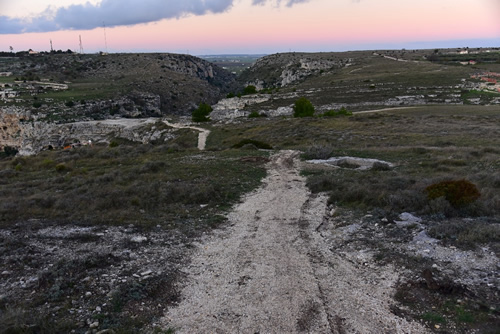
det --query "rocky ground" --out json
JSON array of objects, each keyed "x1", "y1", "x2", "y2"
[
  {"x1": 0, "y1": 150, "x2": 498, "y2": 333},
  {"x1": 159, "y1": 151, "x2": 498, "y2": 333}
]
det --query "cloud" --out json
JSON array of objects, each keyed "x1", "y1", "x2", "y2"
[
  {"x1": 0, "y1": 0, "x2": 235, "y2": 34},
  {"x1": 252, "y1": 0, "x2": 311, "y2": 7}
]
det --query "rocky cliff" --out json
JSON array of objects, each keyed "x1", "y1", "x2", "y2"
[
  {"x1": 0, "y1": 106, "x2": 177, "y2": 155},
  {"x1": 238, "y1": 52, "x2": 352, "y2": 88}
]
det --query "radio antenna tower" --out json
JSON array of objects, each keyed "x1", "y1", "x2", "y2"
[
  {"x1": 103, "y1": 22, "x2": 108, "y2": 54},
  {"x1": 79, "y1": 35, "x2": 84, "y2": 54}
]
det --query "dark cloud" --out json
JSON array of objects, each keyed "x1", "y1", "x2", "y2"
[{"x1": 0, "y1": 0, "x2": 235, "y2": 34}]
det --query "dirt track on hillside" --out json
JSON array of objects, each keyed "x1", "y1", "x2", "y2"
[
  {"x1": 163, "y1": 120, "x2": 210, "y2": 150},
  {"x1": 160, "y1": 150, "x2": 428, "y2": 333}
]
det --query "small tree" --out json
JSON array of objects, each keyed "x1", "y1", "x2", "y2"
[
  {"x1": 243, "y1": 85, "x2": 257, "y2": 95},
  {"x1": 192, "y1": 103, "x2": 212, "y2": 122},
  {"x1": 293, "y1": 97, "x2": 315, "y2": 117}
]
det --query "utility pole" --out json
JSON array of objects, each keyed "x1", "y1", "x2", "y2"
[
  {"x1": 79, "y1": 35, "x2": 84, "y2": 54},
  {"x1": 103, "y1": 23, "x2": 108, "y2": 54},
  {"x1": 50, "y1": 39, "x2": 53, "y2": 52}
]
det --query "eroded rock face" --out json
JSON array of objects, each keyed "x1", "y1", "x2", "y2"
[
  {"x1": 0, "y1": 107, "x2": 30, "y2": 150},
  {"x1": 210, "y1": 95, "x2": 271, "y2": 121},
  {"x1": 1, "y1": 114, "x2": 175, "y2": 155},
  {"x1": 240, "y1": 53, "x2": 353, "y2": 88}
]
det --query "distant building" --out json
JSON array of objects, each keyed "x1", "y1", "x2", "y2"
[{"x1": 28, "y1": 49, "x2": 39, "y2": 55}]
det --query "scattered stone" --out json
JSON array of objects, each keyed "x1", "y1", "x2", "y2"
[
  {"x1": 89, "y1": 321, "x2": 99, "y2": 329},
  {"x1": 398, "y1": 212, "x2": 422, "y2": 223},
  {"x1": 96, "y1": 330, "x2": 116, "y2": 334},
  {"x1": 131, "y1": 236, "x2": 148, "y2": 243},
  {"x1": 395, "y1": 212, "x2": 422, "y2": 228},
  {"x1": 85, "y1": 292, "x2": 92, "y2": 297},
  {"x1": 141, "y1": 270, "x2": 153, "y2": 276}
]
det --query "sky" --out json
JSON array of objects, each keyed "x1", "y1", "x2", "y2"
[{"x1": 0, "y1": 0, "x2": 499, "y2": 55}]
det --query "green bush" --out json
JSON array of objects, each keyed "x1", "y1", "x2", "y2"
[
  {"x1": 33, "y1": 102, "x2": 42, "y2": 108},
  {"x1": 243, "y1": 85, "x2": 257, "y2": 95},
  {"x1": 226, "y1": 92, "x2": 235, "y2": 98},
  {"x1": 65, "y1": 100, "x2": 75, "y2": 107},
  {"x1": 192, "y1": 103, "x2": 212, "y2": 122},
  {"x1": 293, "y1": 97, "x2": 315, "y2": 117},
  {"x1": 425, "y1": 179, "x2": 480, "y2": 208},
  {"x1": 3, "y1": 146, "x2": 18, "y2": 157},
  {"x1": 321, "y1": 107, "x2": 352, "y2": 117}
]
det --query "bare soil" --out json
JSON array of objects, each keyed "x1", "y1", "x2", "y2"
[{"x1": 160, "y1": 150, "x2": 429, "y2": 333}]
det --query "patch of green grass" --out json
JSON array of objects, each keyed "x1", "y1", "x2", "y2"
[
  {"x1": 462, "y1": 89, "x2": 500, "y2": 104},
  {"x1": 421, "y1": 311, "x2": 447, "y2": 324}
]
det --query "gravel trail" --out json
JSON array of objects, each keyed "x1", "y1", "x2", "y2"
[
  {"x1": 161, "y1": 150, "x2": 428, "y2": 333},
  {"x1": 163, "y1": 120, "x2": 210, "y2": 150}
]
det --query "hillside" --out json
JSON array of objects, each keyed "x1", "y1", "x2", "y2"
[
  {"x1": 233, "y1": 49, "x2": 500, "y2": 115},
  {"x1": 0, "y1": 52, "x2": 236, "y2": 118}
]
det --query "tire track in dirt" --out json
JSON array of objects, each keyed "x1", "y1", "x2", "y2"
[{"x1": 160, "y1": 150, "x2": 429, "y2": 333}]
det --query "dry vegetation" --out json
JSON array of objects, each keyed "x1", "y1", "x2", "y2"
[
  {"x1": 1, "y1": 49, "x2": 499, "y2": 333},
  {"x1": 0, "y1": 139, "x2": 268, "y2": 333}
]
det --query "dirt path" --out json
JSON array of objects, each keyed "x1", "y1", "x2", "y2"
[
  {"x1": 163, "y1": 120, "x2": 210, "y2": 150},
  {"x1": 356, "y1": 106, "x2": 418, "y2": 114},
  {"x1": 160, "y1": 151, "x2": 428, "y2": 333}
]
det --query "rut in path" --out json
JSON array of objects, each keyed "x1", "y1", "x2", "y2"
[{"x1": 160, "y1": 150, "x2": 428, "y2": 334}]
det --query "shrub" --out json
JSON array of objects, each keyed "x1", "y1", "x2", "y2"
[
  {"x1": 226, "y1": 92, "x2": 235, "y2": 98},
  {"x1": 321, "y1": 107, "x2": 353, "y2": 117},
  {"x1": 3, "y1": 146, "x2": 18, "y2": 157},
  {"x1": 55, "y1": 163, "x2": 68, "y2": 172},
  {"x1": 192, "y1": 103, "x2": 212, "y2": 122},
  {"x1": 293, "y1": 97, "x2": 315, "y2": 117},
  {"x1": 232, "y1": 139, "x2": 272, "y2": 150},
  {"x1": 65, "y1": 100, "x2": 75, "y2": 107},
  {"x1": 425, "y1": 179, "x2": 480, "y2": 208},
  {"x1": 32, "y1": 101, "x2": 42, "y2": 108},
  {"x1": 248, "y1": 111, "x2": 267, "y2": 118},
  {"x1": 243, "y1": 85, "x2": 257, "y2": 95}
]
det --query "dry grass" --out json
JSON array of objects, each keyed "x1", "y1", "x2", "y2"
[{"x1": 0, "y1": 143, "x2": 268, "y2": 232}]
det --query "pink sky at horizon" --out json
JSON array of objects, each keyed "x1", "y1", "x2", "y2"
[{"x1": 1, "y1": 0, "x2": 499, "y2": 54}]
